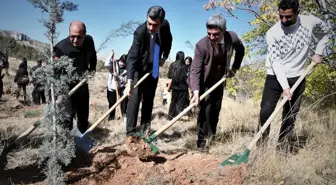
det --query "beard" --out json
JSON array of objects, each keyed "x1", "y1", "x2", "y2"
[{"x1": 281, "y1": 19, "x2": 296, "y2": 27}]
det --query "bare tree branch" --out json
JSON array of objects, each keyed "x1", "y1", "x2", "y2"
[
  {"x1": 221, "y1": 7, "x2": 252, "y2": 24},
  {"x1": 232, "y1": 5, "x2": 273, "y2": 26},
  {"x1": 185, "y1": 40, "x2": 195, "y2": 51},
  {"x1": 96, "y1": 20, "x2": 142, "y2": 53}
]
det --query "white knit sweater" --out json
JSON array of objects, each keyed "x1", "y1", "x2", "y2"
[{"x1": 266, "y1": 14, "x2": 330, "y2": 89}]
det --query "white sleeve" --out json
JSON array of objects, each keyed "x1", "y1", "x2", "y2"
[
  {"x1": 310, "y1": 15, "x2": 331, "y2": 56},
  {"x1": 267, "y1": 32, "x2": 289, "y2": 89},
  {"x1": 104, "y1": 52, "x2": 114, "y2": 69}
]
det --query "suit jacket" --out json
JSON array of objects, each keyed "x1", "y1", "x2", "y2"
[
  {"x1": 190, "y1": 31, "x2": 245, "y2": 92},
  {"x1": 126, "y1": 19, "x2": 173, "y2": 80}
]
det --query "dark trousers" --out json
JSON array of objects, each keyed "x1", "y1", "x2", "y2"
[
  {"x1": 32, "y1": 86, "x2": 46, "y2": 104},
  {"x1": 259, "y1": 75, "x2": 306, "y2": 142},
  {"x1": 197, "y1": 84, "x2": 224, "y2": 148},
  {"x1": 107, "y1": 87, "x2": 128, "y2": 120},
  {"x1": 126, "y1": 74, "x2": 158, "y2": 136},
  {"x1": 168, "y1": 90, "x2": 190, "y2": 120},
  {"x1": 16, "y1": 84, "x2": 27, "y2": 102},
  {"x1": 64, "y1": 83, "x2": 90, "y2": 134}
]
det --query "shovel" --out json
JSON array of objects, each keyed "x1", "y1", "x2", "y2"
[
  {"x1": 218, "y1": 61, "x2": 317, "y2": 167},
  {"x1": 136, "y1": 77, "x2": 227, "y2": 154},
  {"x1": 0, "y1": 78, "x2": 87, "y2": 172},
  {"x1": 75, "y1": 72, "x2": 151, "y2": 153}
]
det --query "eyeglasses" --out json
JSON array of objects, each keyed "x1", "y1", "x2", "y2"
[{"x1": 70, "y1": 35, "x2": 83, "y2": 39}]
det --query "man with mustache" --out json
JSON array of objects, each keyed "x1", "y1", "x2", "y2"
[
  {"x1": 189, "y1": 14, "x2": 245, "y2": 152},
  {"x1": 259, "y1": 0, "x2": 331, "y2": 144},
  {"x1": 54, "y1": 21, "x2": 97, "y2": 134}
]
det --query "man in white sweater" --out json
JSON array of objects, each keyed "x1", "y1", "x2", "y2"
[{"x1": 259, "y1": 0, "x2": 330, "y2": 143}]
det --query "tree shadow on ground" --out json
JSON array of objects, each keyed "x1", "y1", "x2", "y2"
[
  {"x1": 0, "y1": 164, "x2": 45, "y2": 185},
  {"x1": 87, "y1": 126, "x2": 114, "y2": 145},
  {"x1": 151, "y1": 110, "x2": 169, "y2": 120},
  {"x1": 139, "y1": 156, "x2": 167, "y2": 164},
  {"x1": 64, "y1": 146, "x2": 123, "y2": 184},
  {"x1": 276, "y1": 135, "x2": 309, "y2": 155}
]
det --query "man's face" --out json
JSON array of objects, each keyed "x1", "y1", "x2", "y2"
[
  {"x1": 69, "y1": 28, "x2": 85, "y2": 47},
  {"x1": 146, "y1": 16, "x2": 162, "y2": 33},
  {"x1": 279, "y1": 8, "x2": 299, "y2": 27},
  {"x1": 207, "y1": 28, "x2": 224, "y2": 44}
]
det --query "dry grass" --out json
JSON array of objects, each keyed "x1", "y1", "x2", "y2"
[{"x1": 0, "y1": 58, "x2": 335, "y2": 184}]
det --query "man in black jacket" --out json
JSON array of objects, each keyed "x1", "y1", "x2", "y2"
[
  {"x1": 53, "y1": 21, "x2": 97, "y2": 133},
  {"x1": 124, "y1": 5, "x2": 173, "y2": 142}
]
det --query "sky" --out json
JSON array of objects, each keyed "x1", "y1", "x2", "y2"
[{"x1": 0, "y1": 0, "x2": 254, "y2": 61}]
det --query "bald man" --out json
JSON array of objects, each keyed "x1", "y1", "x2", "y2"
[{"x1": 53, "y1": 21, "x2": 97, "y2": 134}]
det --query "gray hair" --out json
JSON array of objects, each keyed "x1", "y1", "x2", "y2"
[
  {"x1": 147, "y1": 6, "x2": 165, "y2": 24},
  {"x1": 206, "y1": 14, "x2": 226, "y2": 32}
]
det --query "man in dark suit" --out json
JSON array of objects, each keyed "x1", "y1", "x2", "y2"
[
  {"x1": 124, "y1": 5, "x2": 173, "y2": 142},
  {"x1": 189, "y1": 14, "x2": 245, "y2": 152},
  {"x1": 54, "y1": 21, "x2": 97, "y2": 134}
]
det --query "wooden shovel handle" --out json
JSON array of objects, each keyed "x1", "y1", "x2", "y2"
[
  {"x1": 112, "y1": 52, "x2": 122, "y2": 118},
  {"x1": 85, "y1": 72, "x2": 151, "y2": 133},
  {"x1": 15, "y1": 78, "x2": 88, "y2": 144},
  {"x1": 153, "y1": 77, "x2": 227, "y2": 137},
  {"x1": 247, "y1": 62, "x2": 317, "y2": 150}
]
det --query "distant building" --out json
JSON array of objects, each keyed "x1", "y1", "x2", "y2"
[
  {"x1": 0, "y1": 30, "x2": 30, "y2": 41},
  {"x1": 10, "y1": 32, "x2": 29, "y2": 41}
]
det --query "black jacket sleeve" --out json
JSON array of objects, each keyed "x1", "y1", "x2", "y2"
[
  {"x1": 161, "y1": 19, "x2": 173, "y2": 59},
  {"x1": 87, "y1": 35, "x2": 97, "y2": 73},
  {"x1": 126, "y1": 28, "x2": 143, "y2": 80}
]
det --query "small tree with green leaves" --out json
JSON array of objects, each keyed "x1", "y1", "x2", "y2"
[{"x1": 27, "y1": 0, "x2": 82, "y2": 184}]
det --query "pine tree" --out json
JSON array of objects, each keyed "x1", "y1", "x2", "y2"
[{"x1": 27, "y1": 1, "x2": 83, "y2": 184}]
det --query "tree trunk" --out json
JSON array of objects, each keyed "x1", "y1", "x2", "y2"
[{"x1": 49, "y1": 17, "x2": 57, "y2": 168}]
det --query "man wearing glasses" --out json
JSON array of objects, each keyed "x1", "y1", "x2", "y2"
[{"x1": 54, "y1": 21, "x2": 97, "y2": 134}]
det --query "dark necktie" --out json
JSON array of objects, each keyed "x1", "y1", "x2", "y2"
[
  {"x1": 150, "y1": 33, "x2": 160, "y2": 79},
  {"x1": 217, "y1": 43, "x2": 224, "y2": 54},
  {"x1": 217, "y1": 43, "x2": 226, "y2": 75}
]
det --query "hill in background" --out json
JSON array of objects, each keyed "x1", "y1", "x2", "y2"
[{"x1": 0, "y1": 29, "x2": 48, "y2": 61}]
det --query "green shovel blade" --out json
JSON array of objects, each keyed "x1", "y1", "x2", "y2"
[
  {"x1": 219, "y1": 148, "x2": 250, "y2": 167},
  {"x1": 135, "y1": 131, "x2": 160, "y2": 154}
]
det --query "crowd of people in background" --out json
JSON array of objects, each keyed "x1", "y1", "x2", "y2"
[{"x1": 0, "y1": 55, "x2": 47, "y2": 105}]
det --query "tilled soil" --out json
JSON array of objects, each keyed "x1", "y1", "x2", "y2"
[
  {"x1": 125, "y1": 135, "x2": 156, "y2": 159},
  {"x1": 65, "y1": 144, "x2": 247, "y2": 185}
]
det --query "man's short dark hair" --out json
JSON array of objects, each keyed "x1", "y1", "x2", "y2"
[
  {"x1": 147, "y1": 6, "x2": 165, "y2": 24},
  {"x1": 278, "y1": 0, "x2": 300, "y2": 13}
]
